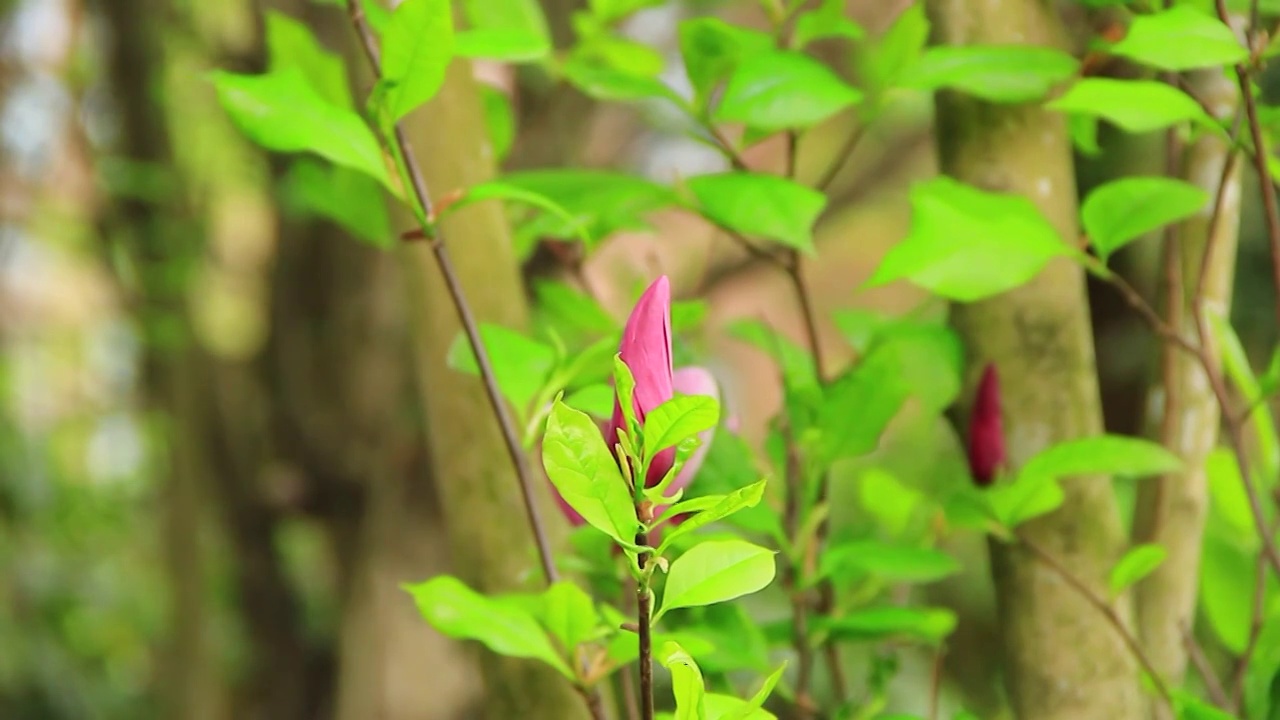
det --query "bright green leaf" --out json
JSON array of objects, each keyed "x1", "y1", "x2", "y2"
[
  {"x1": 714, "y1": 50, "x2": 862, "y2": 131},
  {"x1": 376, "y1": 0, "x2": 455, "y2": 122},
  {"x1": 706, "y1": 694, "x2": 777, "y2": 720},
  {"x1": 793, "y1": 0, "x2": 863, "y2": 49},
  {"x1": 480, "y1": 85, "x2": 515, "y2": 162},
  {"x1": 489, "y1": 170, "x2": 680, "y2": 246},
  {"x1": 540, "y1": 581, "x2": 600, "y2": 651},
  {"x1": 404, "y1": 576, "x2": 573, "y2": 678},
  {"x1": 450, "y1": 180, "x2": 593, "y2": 246},
  {"x1": 678, "y1": 18, "x2": 774, "y2": 107},
  {"x1": 814, "y1": 355, "x2": 909, "y2": 465},
  {"x1": 1019, "y1": 435, "x2": 1183, "y2": 483},
  {"x1": 858, "y1": 2, "x2": 929, "y2": 97},
  {"x1": 645, "y1": 394, "x2": 721, "y2": 459},
  {"x1": 542, "y1": 399, "x2": 639, "y2": 545},
  {"x1": 659, "y1": 480, "x2": 768, "y2": 551},
  {"x1": 1200, "y1": 533, "x2": 1254, "y2": 653},
  {"x1": 820, "y1": 606, "x2": 957, "y2": 644},
  {"x1": 210, "y1": 69, "x2": 392, "y2": 189},
  {"x1": 562, "y1": 54, "x2": 682, "y2": 104},
  {"x1": 986, "y1": 474, "x2": 1065, "y2": 529},
  {"x1": 1109, "y1": 5, "x2": 1247, "y2": 71},
  {"x1": 281, "y1": 158, "x2": 391, "y2": 247},
  {"x1": 660, "y1": 641, "x2": 707, "y2": 720},
  {"x1": 867, "y1": 177, "x2": 1072, "y2": 301},
  {"x1": 715, "y1": 661, "x2": 786, "y2": 720},
  {"x1": 1047, "y1": 78, "x2": 1212, "y2": 133},
  {"x1": 1108, "y1": 544, "x2": 1168, "y2": 596},
  {"x1": 456, "y1": 0, "x2": 551, "y2": 62},
  {"x1": 445, "y1": 324, "x2": 556, "y2": 414},
  {"x1": 859, "y1": 468, "x2": 924, "y2": 538},
  {"x1": 659, "y1": 540, "x2": 777, "y2": 619},
  {"x1": 686, "y1": 172, "x2": 826, "y2": 253},
  {"x1": 565, "y1": 384, "x2": 616, "y2": 419},
  {"x1": 265, "y1": 10, "x2": 353, "y2": 109},
  {"x1": 820, "y1": 541, "x2": 962, "y2": 585},
  {"x1": 898, "y1": 45, "x2": 1078, "y2": 103},
  {"x1": 1082, "y1": 176, "x2": 1208, "y2": 260}
]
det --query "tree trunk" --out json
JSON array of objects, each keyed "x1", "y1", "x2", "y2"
[
  {"x1": 399, "y1": 60, "x2": 588, "y2": 720},
  {"x1": 924, "y1": 1, "x2": 1144, "y2": 718},
  {"x1": 1133, "y1": 67, "x2": 1241, "y2": 708}
]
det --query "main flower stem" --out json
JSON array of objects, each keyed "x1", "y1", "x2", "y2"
[
  {"x1": 344, "y1": 1, "x2": 556, "y2": 586},
  {"x1": 635, "y1": 529, "x2": 655, "y2": 720}
]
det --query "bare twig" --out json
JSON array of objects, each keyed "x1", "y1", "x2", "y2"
[
  {"x1": 1215, "y1": 0, "x2": 1280, "y2": 335},
  {"x1": 1181, "y1": 623, "x2": 1232, "y2": 709},
  {"x1": 345, "y1": 1, "x2": 557, "y2": 586},
  {"x1": 1019, "y1": 536, "x2": 1175, "y2": 710},
  {"x1": 814, "y1": 124, "x2": 868, "y2": 193},
  {"x1": 928, "y1": 645, "x2": 946, "y2": 720}
]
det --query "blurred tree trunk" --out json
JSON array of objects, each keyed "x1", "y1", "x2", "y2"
[
  {"x1": 98, "y1": 0, "x2": 224, "y2": 718},
  {"x1": 1133, "y1": 67, "x2": 1241, "y2": 709},
  {"x1": 397, "y1": 59, "x2": 589, "y2": 720},
  {"x1": 925, "y1": 1, "x2": 1144, "y2": 718}
]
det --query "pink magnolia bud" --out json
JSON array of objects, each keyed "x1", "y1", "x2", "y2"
[
  {"x1": 967, "y1": 363, "x2": 1006, "y2": 487},
  {"x1": 548, "y1": 276, "x2": 721, "y2": 527}
]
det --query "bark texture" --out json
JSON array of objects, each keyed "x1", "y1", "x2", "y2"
[
  {"x1": 400, "y1": 60, "x2": 587, "y2": 720},
  {"x1": 1133, "y1": 67, "x2": 1241, "y2": 703},
  {"x1": 925, "y1": 1, "x2": 1143, "y2": 717}
]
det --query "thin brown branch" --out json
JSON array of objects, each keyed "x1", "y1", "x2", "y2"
[
  {"x1": 929, "y1": 645, "x2": 946, "y2": 720},
  {"x1": 782, "y1": 420, "x2": 817, "y2": 719},
  {"x1": 345, "y1": 1, "x2": 558, "y2": 586},
  {"x1": 1215, "y1": 0, "x2": 1280, "y2": 336},
  {"x1": 1098, "y1": 265, "x2": 1200, "y2": 358},
  {"x1": 815, "y1": 123, "x2": 868, "y2": 193},
  {"x1": 1019, "y1": 535, "x2": 1175, "y2": 710},
  {"x1": 1181, "y1": 623, "x2": 1231, "y2": 709}
]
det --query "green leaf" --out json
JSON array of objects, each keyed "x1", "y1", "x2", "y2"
[
  {"x1": 588, "y1": 0, "x2": 666, "y2": 23},
  {"x1": 1243, "y1": 615, "x2": 1280, "y2": 720},
  {"x1": 820, "y1": 606, "x2": 957, "y2": 644},
  {"x1": 211, "y1": 69, "x2": 392, "y2": 189},
  {"x1": 858, "y1": 468, "x2": 924, "y2": 538},
  {"x1": 986, "y1": 474, "x2": 1065, "y2": 529},
  {"x1": 490, "y1": 170, "x2": 679, "y2": 246},
  {"x1": 565, "y1": 384, "x2": 616, "y2": 419},
  {"x1": 376, "y1": 0, "x2": 455, "y2": 122},
  {"x1": 445, "y1": 324, "x2": 556, "y2": 415},
  {"x1": 480, "y1": 86, "x2": 515, "y2": 162},
  {"x1": 1200, "y1": 533, "x2": 1254, "y2": 653},
  {"x1": 265, "y1": 10, "x2": 353, "y2": 109},
  {"x1": 858, "y1": 1, "x2": 929, "y2": 97},
  {"x1": 404, "y1": 576, "x2": 573, "y2": 678},
  {"x1": 716, "y1": 662, "x2": 786, "y2": 720},
  {"x1": 658, "y1": 540, "x2": 777, "y2": 620},
  {"x1": 814, "y1": 356, "x2": 909, "y2": 465},
  {"x1": 455, "y1": 0, "x2": 551, "y2": 62},
  {"x1": 562, "y1": 55, "x2": 682, "y2": 104},
  {"x1": 645, "y1": 394, "x2": 721, "y2": 459},
  {"x1": 898, "y1": 45, "x2": 1078, "y2": 103},
  {"x1": 678, "y1": 18, "x2": 774, "y2": 108},
  {"x1": 856, "y1": 315, "x2": 964, "y2": 413},
  {"x1": 1082, "y1": 176, "x2": 1208, "y2": 261},
  {"x1": 820, "y1": 541, "x2": 962, "y2": 585},
  {"x1": 658, "y1": 480, "x2": 769, "y2": 551},
  {"x1": 1047, "y1": 78, "x2": 1212, "y2": 133},
  {"x1": 793, "y1": 0, "x2": 864, "y2": 49},
  {"x1": 542, "y1": 399, "x2": 639, "y2": 545},
  {"x1": 660, "y1": 641, "x2": 707, "y2": 720},
  {"x1": 1019, "y1": 435, "x2": 1183, "y2": 483},
  {"x1": 714, "y1": 50, "x2": 862, "y2": 132},
  {"x1": 707, "y1": 694, "x2": 777, "y2": 720},
  {"x1": 540, "y1": 581, "x2": 599, "y2": 651},
  {"x1": 1109, "y1": 5, "x2": 1247, "y2": 71},
  {"x1": 1173, "y1": 689, "x2": 1240, "y2": 720},
  {"x1": 281, "y1": 158, "x2": 391, "y2": 248},
  {"x1": 450, "y1": 180, "x2": 593, "y2": 246},
  {"x1": 867, "y1": 177, "x2": 1072, "y2": 301},
  {"x1": 686, "y1": 172, "x2": 826, "y2": 253},
  {"x1": 1108, "y1": 544, "x2": 1168, "y2": 596}
]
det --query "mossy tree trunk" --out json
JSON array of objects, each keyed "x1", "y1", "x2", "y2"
[{"x1": 925, "y1": 1, "x2": 1144, "y2": 717}]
